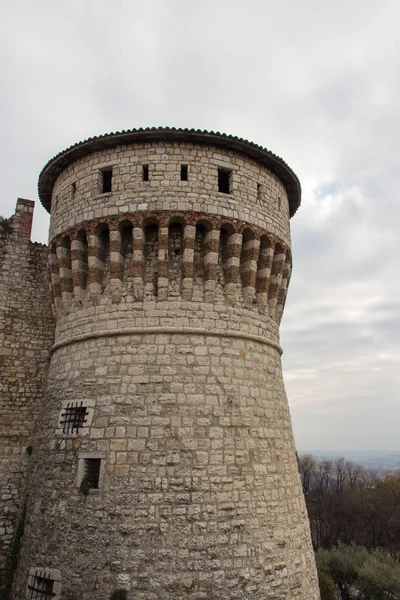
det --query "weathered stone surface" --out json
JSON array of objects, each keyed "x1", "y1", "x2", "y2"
[{"x1": 2, "y1": 132, "x2": 320, "y2": 599}]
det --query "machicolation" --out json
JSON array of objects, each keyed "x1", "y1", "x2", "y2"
[{"x1": 0, "y1": 127, "x2": 320, "y2": 599}]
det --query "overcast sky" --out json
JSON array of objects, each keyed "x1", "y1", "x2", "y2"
[{"x1": 1, "y1": 0, "x2": 399, "y2": 452}]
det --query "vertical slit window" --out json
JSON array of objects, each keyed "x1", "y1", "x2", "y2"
[
  {"x1": 218, "y1": 169, "x2": 231, "y2": 194},
  {"x1": 101, "y1": 168, "x2": 113, "y2": 194},
  {"x1": 142, "y1": 165, "x2": 149, "y2": 181},
  {"x1": 180, "y1": 165, "x2": 188, "y2": 181},
  {"x1": 85, "y1": 458, "x2": 101, "y2": 489}
]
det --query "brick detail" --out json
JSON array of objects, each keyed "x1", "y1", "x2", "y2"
[
  {"x1": 268, "y1": 244, "x2": 286, "y2": 319},
  {"x1": 56, "y1": 237, "x2": 73, "y2": 309},
  {"x1": 224, "y1": 232, "x2": 242, "y2": 305},
  {"x1": 109, "y1": 227, "x2": 122, "y2": 304},
  {"x1": 15, "y1": 198, "x2": 34, "y2": 240},
  {"x1": 158, "y1": 223, "x2": 169, "y2": 301},
  {"x1": 276, "y1": 254, "x2": 292, "y2": 324},
  {"x1": 132, "y1": 225, "x2": 144, "y2": 300},
  {"x1": 203, "y1": 227, "x2": 220, "y2": 303},
  {"x1": 48, "y1": 213, "x2": 292, "y2": 322},
  {"x1": 240, "y1": 231, "x2": 260, "y2": 307},
  {"x1": 182, "y1": 223, "x2": 195, "y2": 301},
  {"x1": 71, "y1": 232, "x2": 88, "y2": 299},
  {"x1": 256, "y1": 236, "x2": 274, "y2": 312}
]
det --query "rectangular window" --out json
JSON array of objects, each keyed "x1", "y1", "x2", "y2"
[
  {"x1": 71, "y1": 182, "x2": 76, "y2": 199},
  {"x1": 76, "y1": 453, "x2": 105, "y2": 493},
  {"x1": 142, "y1": 164, "x2": 149, "y2": 181},
  {"x1": 59, "y1": 402, "x2": 88, "y2": 435},
  {"x1": 101, "y1": 168, "x2": 113, "y2": 193},
  {"x1": 79, "y1": 458, "x2": 101, "y2": 494},
  {"x1": 27, "y1": 568, "x2": 61, "y2": 599},
  {"x1": 218, "y1": 168, "x2": 231, "y2": 194},
  {"x1": 180, "y1": 164, "x2": 188, "y2": 181}
]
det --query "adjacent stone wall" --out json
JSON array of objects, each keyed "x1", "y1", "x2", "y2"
[{"x1": 0, "y1": 199, "x2": 55, "y2": 592}]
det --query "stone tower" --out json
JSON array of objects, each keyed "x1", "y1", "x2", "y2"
[{"x1": 11, "y1": 128, "x2": 319, "y2": 599}]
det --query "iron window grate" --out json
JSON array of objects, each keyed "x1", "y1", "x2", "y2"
[
  {"x1": 59, "y1": 402, "x2": 88, "y2": 434},
  {"x1": 27, "y1": 570, "x2": 55, "y2": 599}
]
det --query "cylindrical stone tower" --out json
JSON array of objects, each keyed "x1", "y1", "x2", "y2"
[{"x1": 14, "y1": 128, "x2": 319, "y2": 599}]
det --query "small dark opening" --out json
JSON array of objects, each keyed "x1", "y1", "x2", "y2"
[
  {"x1": 257, "y1": 183, "x2": 262, "y2": 199},
  {"x1": 85, "y1": 458, "x2": 101, "y2": 489},
  {"x1": 71, "y1": 182, "x2": 76, "y2": 198},
  {"x1": 181, "y1": 164, "x2": 188, "y2": 181},
  {"x1": 143, "y1": 165, "x2": 149, "y2": 181},
  {"x1": 218, "y1": 169, "x2": 231, "y2": 194},
  {"x1": 102, "y1": 169, "x2": 113, "y2": 193}
]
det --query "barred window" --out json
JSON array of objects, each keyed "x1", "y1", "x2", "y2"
[
  {"x1": 57, "y1": 399, "x2": 94, "y2": 436},
  {"x1": 26, "y1": 568, "x2": 61, "y2": 600},
  {"x1": 59, "y1": 402, "x2": 88, "y2": 435}
]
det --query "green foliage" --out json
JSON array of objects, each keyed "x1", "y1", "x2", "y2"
[
  {"x1": 79, "y1": 475, "x2": 94, "y2": 496},
  {"x1": 317, "y1": 543, "x2": 400, "y2": 599},
  {"x1": 317, "y1": 570, "x2": 336, "y2": 600}
]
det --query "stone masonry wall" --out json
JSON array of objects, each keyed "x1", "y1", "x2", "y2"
[
  {"x1": 0, "y1": 199, "x2": 55, "y2": 592},
  {"x1": 49, "y1": 141, "x2": 290, "y2": 243},
  {"x1": 12, "y1": 139, "x2": 320, "y2": 599}
]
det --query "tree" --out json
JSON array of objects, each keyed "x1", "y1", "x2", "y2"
[{"x1": 316, "y1": 543, "x2": 400, "y2": 600}]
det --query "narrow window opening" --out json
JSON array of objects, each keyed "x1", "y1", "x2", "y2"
[
  {"x1": 59, "y1": 402, "x2": 88, "y2": 435},
  {"x1": 180, "y1": 164, "x2": 188, "y2": 181},
  {"x1": 218, "y1": 169, "x2": 231, "y2": 194},
  {"x1": 83, "y1": 458, "x2": 101, "y2": 490},
  {"x1": 71, "y1": 182, "x2": 76, "y2": 199},
  {"x1": 257, "y1": 183, "x2": 262, "y2": 199},
  {"x1": 142, "y1": 164, "x2": 149, "y2": 181},
  {"x1": 101, "y1": 169, "x2": 113, "y2": 194}
]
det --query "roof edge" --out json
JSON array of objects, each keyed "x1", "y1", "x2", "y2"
[{"x1": 38, "y1": 127, "x2": 301, "y2": 217}]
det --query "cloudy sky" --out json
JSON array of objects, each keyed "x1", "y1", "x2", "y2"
[{"x1": 1, "y1": 0, "x2": 399, "y2": 452}]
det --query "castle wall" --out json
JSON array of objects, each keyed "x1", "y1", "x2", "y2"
[
  {"x1": 0, "y1": 200, "x2": 55, "y2": 591},
  {"x1": 12, "y1": 137, "x2": 319, "y2": 599}
]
